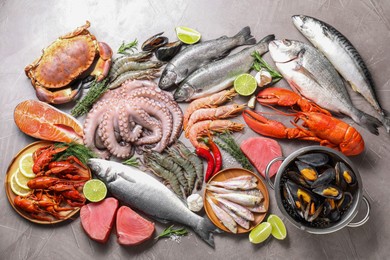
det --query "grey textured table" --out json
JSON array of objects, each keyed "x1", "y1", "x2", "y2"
[{"x1": 1, "y1": 1, "x2": 389, "y2": 259}]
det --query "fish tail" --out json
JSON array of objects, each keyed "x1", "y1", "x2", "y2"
[
  {"x1": 193, "y1": 216, "x2": 221, "y2": 248},
  {"x1": 356, "y1": 110, "x2": 382, "y2": 135},
  {"x1": 379, "y1": 113, "x2": 390, "y2": 134},
  {"x1": 235, "y1": 26, "x2": 256, "y2": 45},
  {"x1": 259, "y1": 34, "x2": 275, "y2": 44}
]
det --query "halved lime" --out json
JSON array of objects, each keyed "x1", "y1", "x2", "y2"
[
  {"x1": 15, "y1": 169, "x2": 32, "y2": 190},
  {"x1": 267, "y1": 214, "x2": 287, "y2": 240},
  {"x1": 83, "y1": 179, "x2": 107, "y2": 202},
  {"x1": 18, "y1": 153, "x2": 35, "y2": 178},
  {"x1": 10, "y1": 173, "x2": 31, "y2": 196},
  {"x1": 176, "y1": 26, "x2": 201, "y2": 44},
  {"x1": 249, "y1": 222, "x2": 272, "y2": 244},
  {"x1": 234, "y1": 73, "x2": 257, "y2": 96}
]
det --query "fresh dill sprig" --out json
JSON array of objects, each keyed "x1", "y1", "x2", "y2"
[
  {"x1": 53, "y1": 142, "x2": 97, "y2": 165},
  {"x1": 122, "y1": 156, "x2": 140, "y2": 168},
  {"x1": 118, "y1": 39, "x2": 138, "y2": 55},
  {"x1": 71, "y1": 79, "x2": 109, "y2": 117},
  {"x1": 155, "y1": 225, "x2": 188, "y2": 240},
  {"x1": 251, "y1": 51, "x2": 283, "y2": 84}
]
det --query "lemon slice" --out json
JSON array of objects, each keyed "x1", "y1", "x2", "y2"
[
  {"x1": 175, "y1": 26, "x2": 201, "y2": 44},
  {"x1": 267, "y1": 214, "x2": 287, "y2": 240},
  {"x1": 249, "y1": 222, "x2": 272, "y2": 244},
  {"x1": 15, "y1": 169, "x2": 32, "y2": 190},
  {"x1": 234, "y1": 73, "x2": 257, "y2": 96},
  {"x1": 10, "y1": 172, "x2": 31, "y2": 196},
  {"x1": 83, "y1": 179, "x2": 107, "y2": 202},
  {"x1": 19, "y1": 153, "x2": 35, "y2": 178}
]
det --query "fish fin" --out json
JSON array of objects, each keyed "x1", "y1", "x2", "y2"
[
  {"x1": 217, "y1": 35, "x2": 228, "y2": 40},
  {"x1": 356, "y1": 109, "x2": 381, "y2": 135},
  {"x1": 348, "y1": 81, "x2": 360, "y2": 93},
  {"x1": 379, "y1": 113, "x2": 390, "y2": 134},
  {"x1": 258, "y1": 34, "x2": 275, "y2": 44},
  {"x1": 234, "y1": 26, "x2": 256, "y2": 45},
  {"x1": 193, "y1": 216, "x2": 222, "y2": 248},
  {"x1": 117, "y1": 171, "x2": 136, "y2": 183},
  {"x1": 293, "y1": 59, "x2": 323, "y2": 88},
  {"x1": 152, "y1": 216, "x2": 170, "y2": 224}
]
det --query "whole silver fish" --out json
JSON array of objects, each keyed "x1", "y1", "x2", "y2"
[
  {"x1": 215, "y1": 197, "x2": 254, "y2": 221},
  {"x1": 292, "y1": 15, "x2": 390, "y2": 133},
  {"x1": 206, "y1": 196, "x2": 237, "y2": 233},
  {"x1": 174, "y1": 35, "x2": 275, "y2": 102},
  {"x1": 214, "y1": 193, "x2": 261, "y2": 207},
  {"x1": 159, "y1": 26, "x2": 256, "y2": 89},
  {"x1": 269, "y1": 39, "x2": 381, "y2": 135},
  {"x1": 88, "y1": 159, "x2": 219, "y2": 247},
  {"x1": 218, "y1": 203, "x2": 250, "y2": 230}
]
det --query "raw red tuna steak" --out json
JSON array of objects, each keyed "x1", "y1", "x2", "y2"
[
  {"x1": 240, "y1": 137, "x2": 282, "y2": 178},
  {"x1": 116, "y1": 206, "x2": 155, "y2": 246},
  {"x1": 80, "y1": 197, "x2": 119, "y2": 243}
]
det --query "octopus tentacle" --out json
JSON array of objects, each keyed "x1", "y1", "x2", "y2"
[{"x1": 118, "y1": 105, "x2": 143, "y2": 143}]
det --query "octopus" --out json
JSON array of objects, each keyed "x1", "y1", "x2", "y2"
[{"x1": 83, "y1": 80, "x2": 183, "y2": 159}]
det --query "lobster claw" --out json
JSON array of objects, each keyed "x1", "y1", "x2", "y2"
[{"x1": 242, "y1": 110, "x2": 288, "y2": 138}]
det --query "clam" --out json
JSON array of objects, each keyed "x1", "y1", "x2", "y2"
[
  {"x1": 155, "y1": 41, "x2": 183, "y2": 61},
  {"x1": 141, "y1": 32, "x2": 168, "y2": 52}
]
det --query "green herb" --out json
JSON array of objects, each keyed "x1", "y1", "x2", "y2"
[
  {"x1": 53, "y1": 142, "x2": 97, "y2": 165},
  {"x1": 215, "y1": 132, "x2": 253, "y2": 170},
  {"x1": 118, "y1": 39, "x2": 138, "y2": 55},
  {"x1": 155, "y1": 225, "x2": 188, "y2": 240},
  {"x1": 122, "y1": 156, "x2": 140, "y2": 168},
  {"x1": 71, "y1": 79, "x2": 109, "y2": 117},
  {"x1": 251, "y1": 51, "x2": 283, "y2": 84}
]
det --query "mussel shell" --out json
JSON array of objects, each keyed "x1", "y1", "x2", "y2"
[
  {"x1": 311, "y1": 168, "x2": 335, "y2": 188},
  {"x1": 335, "y1": 162, "x2": 357, "y2": 189},
  {"x1": 328, "y1": 208, "x2": 341, "y2": 222},
  {"x1": 141, "y1": 32, "x2": 169, "y2": 52},
  {"x1": 295, "y1": 161, "x2": 318, "y2": 182},
  {"x1": 297, "y1": 153, "x2": 329, "y2": 167},
  {"x1": 285, "y1": 180, "x2": 319, "y2": 205},
  {"x1": 155, "y1": 41, "x2": 183, "y2": 61},
  {"x1": 286, "y1": 170, "x2": 311, "y2": 188},
  {"x1": 313, "y1": 185, "x2": 343, "y2": 200},
  {"x1": 322, "y1": 198, "x2": 336, "y2": 217},
  {"x1": 337, "y1": 192, "x2": 353, "y2": 212}
]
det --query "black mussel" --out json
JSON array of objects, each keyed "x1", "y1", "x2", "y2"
[
  {"x1": 307, "y1": 203, "x2": 324, "y2": 222},
  {"x1": 322, "y1": 198, "x2": 336, "y2": 217},
  {"x1": 295, "y1": 161, "x2": 318, "y2": 182},
  {"x1": 285, "y1": 180, "x2": 318, "y2": 206},
  {"x1": 335, "y1": 162, "x2": 357, "y2": 189},
  {"x1": 313, "y1": 185, "x2": 343, "y2": 200},
  {"x1": 337, "y1": 192, "x2": 353, "y2": 212},
  {"x1": 155, "y1": 41, "x2": 183, "y2": 61},
  {"x1": 141, "y1": 32, "x2": 169, "y2": 52},
  {"x1": 328, "y1": 208, "x2": 341, "y2": 222},
  {"x1": 297, "y1": 153, "x2": 329, "y2": 167},
  {"x1": 286, "y1": 170, "x2": 311, "y2": 188},
  {"x1": 311, "y1": 168, "x2": 335, "y2": 188}
]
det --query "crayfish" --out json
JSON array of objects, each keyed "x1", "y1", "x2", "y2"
[{"x1": 242, "y1": 87, "x2": 365, "y2": 156}]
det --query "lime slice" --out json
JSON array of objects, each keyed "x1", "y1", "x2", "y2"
[
  {"x1": 234, "y1": 73, "x2": 257, "y2": 96},
  {"x1": 267, "y1": 214, "x2": 287, "y2": 240},
  {"x1": 18, "y1": 153, "x2": 35, "y2": 178},
  {"x1": 249, "y1": 222, "x2": 272, "y2": 244},
  {"x1": 15, "y1": 169, "x2": 32, "y2": 190},
  {"x1": 10, "y1": 173, "x2": 31, "y2": 196},
  {"x1": 176, "y1": 26, "x2": 201, "y2": 44},
  {"x1": 83, "y1": 179, "x2": 107, "y2": 202}
]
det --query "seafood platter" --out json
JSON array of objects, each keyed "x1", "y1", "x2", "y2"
[{"x1": 5, "y1": 12, "x2": 386, "y2": 249}]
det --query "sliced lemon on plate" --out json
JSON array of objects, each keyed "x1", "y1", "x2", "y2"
[
  {"x1": 10, "y1": 172, "x2": 31, "y2": 196},
  {"x1": 83, "y1": 179, "x2": 107, "y2": 202},
  {"x1": 176, "y1": 26, "x2": 201, "y2": 44},
  {"x1": 18, "y1": 153, "x2": 35, "y2": 178},
  {"x1": 15, "y1": 169, "x2": 32, "y2": 190}
]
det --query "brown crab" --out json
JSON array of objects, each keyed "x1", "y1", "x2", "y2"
[{"x1": 25, "y1": 21, "x2": 112, "y2": 104}]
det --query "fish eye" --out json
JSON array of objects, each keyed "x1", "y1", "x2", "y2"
[{"x1": 284, "y1": 40, "x2": 291, "y2": 46}]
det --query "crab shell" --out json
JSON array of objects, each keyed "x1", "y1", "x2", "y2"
[{"x1": 25, "y1": 21, "x2": 112, "y2": 104}]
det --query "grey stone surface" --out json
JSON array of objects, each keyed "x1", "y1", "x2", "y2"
[{"x1": 1, "y1": 0, "x2": 389, "y2": 259}]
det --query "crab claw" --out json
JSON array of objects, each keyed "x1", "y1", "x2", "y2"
[
  {"x1": 35, "y1": 83, "x2": 82, "y2": 104},
  {"x1": 242, "y1": 110, "x2": 288, "y2": 138},
  {"x1": 90, "y1": 42, "x2": 112, "y2": 82}
]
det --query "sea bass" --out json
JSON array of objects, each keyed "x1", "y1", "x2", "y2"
[
  {"x1": 174, "y1": 35, "x2": 275, "y2": 102},
  {"x1": 292, "y1": 15, "x2": 390, "y2": 133},
  {"x1": 159, "y1": 26, "x2": 256, "y2": 89},
  {"x1": 87, "y1": 159, "x2": 219, "y2": 247},
  {"x1": 269, "y1": 39, "x2": 381, "y2": 135}
]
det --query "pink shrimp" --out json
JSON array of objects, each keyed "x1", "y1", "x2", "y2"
[
  {"x1": 183, "y1": 89, "x2": 237, "y2": 129},
  {"x1": 184, "y1": 104, "x2": 246, "y2": 137},
  {"x1": 187, "y1": 120, "x2": 245, "y2": 150}
]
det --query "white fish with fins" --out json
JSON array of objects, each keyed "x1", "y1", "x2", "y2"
[
  {"x1": 292, "y1": 15, "x2": 390, "y2": 133},
  {"x1": 87, "y1": 159, "x2": 219, "y2": 247}
]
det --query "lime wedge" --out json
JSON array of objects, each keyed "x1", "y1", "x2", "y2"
[
  {"x1": 234, "y1": 73, "x2": 257, "y2": 96},
  {"x1": 83, "y1": 179, "x2": 107, "y2": 202},
  {"x1": 18, "y1": 153, "x2": 35, "y2": 178},
  {"x1": 10, "y1": 173, "x2": 31, "y2": 196},
  {"x1": 176, "y1": 26, "x2": 201, "y2": 44},
  {"x1": 267, "y1": 214, "x2": 287, "y2": 240},
  {"x1": 15, "y1": 169, "x2": 32, "y2": 190},
  {"x1": 249, "y1": 222, "x2": 272, "y2": 244}
]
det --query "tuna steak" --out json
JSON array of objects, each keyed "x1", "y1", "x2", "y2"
[
  {"x1": 240, "y1": 137, "x2": 282, "y2": 178},
  {"x1": 116, "y1": 206, "x2": 155, "y2": 246},
  {"x1": 80, "y1": 197, "x2": 119, "y2": 243}
]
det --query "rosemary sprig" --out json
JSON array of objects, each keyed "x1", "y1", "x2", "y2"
[
  {"x1": 122, "y1": 156, "x2": 140, "y2": 168},
  {"x1": 118, "y1": 39, "x2": 138, "y2": 55},
  {"x1": 71, "y1": 79, "x2": 109, "y2": 117},
  {"x1": 251, "y1": 51, "x2": 283, "y2": 84},
  {"x1": 53, "y1": 142, "x2": 97, "y2": 166},
  {"x1": 155, "y1": 225, "x2": 188, "y2": 240}
]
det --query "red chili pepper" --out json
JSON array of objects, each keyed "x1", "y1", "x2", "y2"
[
  {"x1": 205, "y1": 138, "x2": 222, "y2": 175},
  {"x1": 196, "y1": 147, "x2": 215, "y2": 183}
]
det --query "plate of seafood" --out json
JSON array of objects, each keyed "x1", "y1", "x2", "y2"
[
  {"x1": 5, "y1": 141, "x2": 91, "y2": 224},
  {"x1": 204, "y1": 168, "x2": 269, "y2": 234}
]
